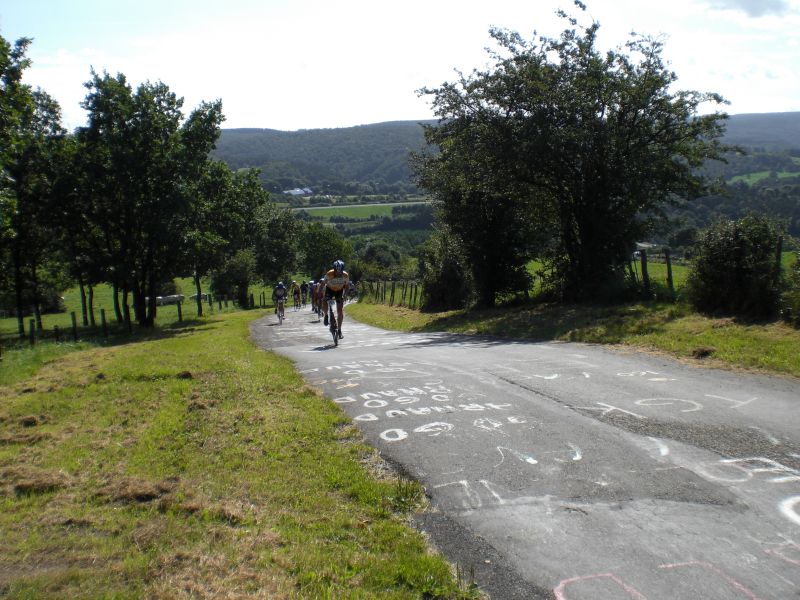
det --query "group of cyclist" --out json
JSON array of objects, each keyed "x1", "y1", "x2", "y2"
[{"x1": 271, "y1": 259, "x2": 352, "y2": 342}]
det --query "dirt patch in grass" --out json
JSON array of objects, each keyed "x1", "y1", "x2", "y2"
[
  {"x1": 149, "y1": 533, "x2": 290, "y2": 600},
  {"x1": 1, "y1": 466, "x2": 72, "y2": 496},
  {"x1": 0, "y1": 431, "x2": 52, "y2": 445},
  {"x1": 96, "y1": 475, "x2": 179, "y2": 504}
]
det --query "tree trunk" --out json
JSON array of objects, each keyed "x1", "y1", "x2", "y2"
[
  {"x1": 194, "y1": 271, "x2": 203, "y2": 317},
  {"x1": 79, "y1": 279, "x2": 88, "y2": 326},
  {"x1": 14, "y1": 262, "x2": 25, "y2": 339},
  {"x1": 143, "y1": 274, "x2": 156, "y2": 327},
  {"x1": 88, "y1": 284, "x2": 96, "y2": 327},
  {"x1": 112, "y1": 280, "x2": 123, "y2": 322},
  {"x1": 122, "y1": 287, "x2": 132, "y2": 332},
  {"x1": 31, "y1": 264, "x2": 43, "y2": 331}
]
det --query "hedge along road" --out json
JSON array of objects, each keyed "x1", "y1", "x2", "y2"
[{"x1": 251, "y1": 309, "x2": 800, "y2": 600}]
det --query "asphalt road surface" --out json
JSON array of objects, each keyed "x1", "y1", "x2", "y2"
[{"x1": 251, "y1": 306, "x2": 800, "y2": 600}]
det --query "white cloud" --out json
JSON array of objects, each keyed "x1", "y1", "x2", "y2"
[{"x1": 703, "y1": 0, "x2": 796, "y2": 16}]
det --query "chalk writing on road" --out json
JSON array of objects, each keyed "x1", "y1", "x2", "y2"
[{"x1": 553, "y1": 560, "x2": 765, "y2": 600}]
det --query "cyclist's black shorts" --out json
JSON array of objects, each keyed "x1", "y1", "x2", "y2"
[{"x1": 325, "y1": 287, "x2": 345, "y2": 304}]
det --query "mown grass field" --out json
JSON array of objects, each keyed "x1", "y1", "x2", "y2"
[
  {"x1": 0, "y1": 310, "x2": 478, "y2": 599},
  {"x1": 728, "y1": 170, "x2": 800, "y2": 185},
  {"x1": 298, "y1": 202, "x2": 428, "y2": 221}
]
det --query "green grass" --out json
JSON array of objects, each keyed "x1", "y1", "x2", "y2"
[
  {"x1": 298, "y1": 202, "x2": 427, "y2": 220},
  {"x1": 0, "y1": 278, "x2": 283, "y2": 344},
  {"x1": 347, "y1": 300, "x2": 800, "y2": 379},
  {"x1": 728, "y1": 170, "x2": 800, "y2": 185},
  {"x1": 0, "y1": 310, "x2": 476, "y2": 599}
]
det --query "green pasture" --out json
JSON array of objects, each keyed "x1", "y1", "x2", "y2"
[
  {"x1": 728, "y1": 170, "x2": 800, "y2": 185},
  {"x1": 0, "y1": 310, "x2": 476, "y2": 598},
  {"x1": 298, "y1": 201, "x2": 427, "y2": 220},
  {"x1": 0, "y1": 278, "x2": 284, "y2": 347}
]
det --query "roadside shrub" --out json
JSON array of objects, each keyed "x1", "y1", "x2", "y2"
[
  {"x1": 686, "y1": 215, "x2": 784, "y2": 317},
  {"x1": 417, "y1": 229, "x2": 473, "y2": 311},
  {"x1": 210, "y1": 249, "x2": 257, "y2": 307},
  {"x1": 781, "y1": 250, "x2": 800, "y2": 327}
]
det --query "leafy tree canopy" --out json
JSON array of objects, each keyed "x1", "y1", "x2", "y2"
[{"x1": 414, "y1": 1, "x2": 731, "y2": 304}]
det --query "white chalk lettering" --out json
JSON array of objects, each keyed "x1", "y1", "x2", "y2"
[
  {"x1": 413, "y1": 422, "x2": 454, "y2": 436},
  {"x1": 380, "y1": 429, "x2": 408, "y2": 442},
  {"x1": 354, "y1": 413, "x2": 378, "y2": 422},
  {"x1": 697, "y1": 457, "x2": 800, "y2": 484},
  {"x1": 474, "y1": 418, "x2": 505, "y2": 433},
  {"x1": 705, "y1": 394, "x2": 757, "y2": 409},
  {"x1": 779, "y1": 496, "x2": 800, "y2": 527},
  {"x1": 394, "y1": 396, "x2": 420, "y2": 405},
  {"x1": 578, "y1": 403, "x2": 646, "y2": 419},
  {"x1": 364, "y1": 399, "x2": 389, "y2": 408},
  {"x1": 636, "y1": 397, "x2": 703, "y2": 413}
]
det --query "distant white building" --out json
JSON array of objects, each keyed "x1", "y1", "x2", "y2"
[{"x1": 282, "y1": 187, "x2": 313, "y2": 196}]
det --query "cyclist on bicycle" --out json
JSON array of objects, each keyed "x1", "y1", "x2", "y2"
[
  {"x1": 300, "y1": 281, "x2": 309, "y2": 306},
  {"x1": 314, "y1": 275, "x2": 326, "y2": 317},
  {"x1": 323, "y1": 259, "x2": 349, "y2": 339},
  {"x1": 290, "y1": 280, "x2": 301, "y2": 309},
  {"x1": 272, "y1": 281, "x2": 287, "y2": 319}
]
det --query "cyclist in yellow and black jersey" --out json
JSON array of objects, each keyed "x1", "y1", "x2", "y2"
[{"x1": 323, "y1": 260, "x2": 349, "y2": 339}]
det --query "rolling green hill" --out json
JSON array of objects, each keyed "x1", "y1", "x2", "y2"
[
  {"x1": 211, "y1": 113, "x2": 800, "y2": 197},
  {"x1": 720, "y1": 112, "x2": 800, "y2": 151},
  {"x1": 212, "y1": 120, "x2": 435, "y2": 195}
]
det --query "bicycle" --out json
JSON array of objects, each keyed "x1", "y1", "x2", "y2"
[
  {"x1": 276, "y1": 299, "x2": 285, "y2": 324},
  {"x1": 327, "y1": 298, "x2": 339, "y2": 346}
]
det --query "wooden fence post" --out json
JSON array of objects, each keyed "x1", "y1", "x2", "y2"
[
  {"x1": 29, "y1": 319, "x2": 35, "y2": 346},
  {"x1": 664, "y1": 248, "x2": 675, "y2": 301},
  {"x1": 54, "y1": 325, "x2": 60, "y2": 343},
  {"x1": 640, "y1": 249, "x2": 650, "y2": 296},
  {"x1": 71, "y1": 312, "x2": 79, "y2": 341},
  {"x1": 177, "y1": 301, "x2": 183, "y2": 322},
  {"x1": 100, "y1": 309, "x2": 108, "y2": 339}
]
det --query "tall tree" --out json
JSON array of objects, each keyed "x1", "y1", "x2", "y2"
[
  {"x1": 78, "y1": 71, "x2": 224, "y2": 325},
  {"x1": 1, "y1": 33, "x2": 67, "y2": 334},
  {"x1": 415, "y1": 2, "x2": 730, "y2": 303},
  {"x1": 252, "y1": 199, "x2": 302, "y2": 285},
  {"x1": 298, "y1": 221, "x2": 352, "y2": 279},
  {"x1": 182, "y1": 163, "x2": 267, "y2": 314}
]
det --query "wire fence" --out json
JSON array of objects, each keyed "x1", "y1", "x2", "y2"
[{"x1": 357, "y1": 280, "x2": 423, "y2": 309}]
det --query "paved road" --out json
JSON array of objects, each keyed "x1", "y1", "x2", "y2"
[{"x1": 251, "y1": 307, "x2": 800, "y2": 600}]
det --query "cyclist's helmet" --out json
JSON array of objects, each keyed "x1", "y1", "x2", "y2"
[
  {"x1": 278, "y1": 281, "x2": 284, "y2": 287},
  {"x1": 333, "y1": 259, "x2": 344, "y2": 272}
]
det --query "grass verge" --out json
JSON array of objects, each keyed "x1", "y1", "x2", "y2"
[
  {"x1": 0, "y1": 310, "x2": 477, "y2": 599},
  {"x1": 347, "y1": 301, "x2": 800, "y2": 379}
]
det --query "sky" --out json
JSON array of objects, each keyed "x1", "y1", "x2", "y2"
[{"x1": 2, "y1": 0, "x2": 799, "y2": 131}]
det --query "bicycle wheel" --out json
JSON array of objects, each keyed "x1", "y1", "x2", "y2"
[{"x1": 329, "y1": 311, "x2": 338, "y2": 346}]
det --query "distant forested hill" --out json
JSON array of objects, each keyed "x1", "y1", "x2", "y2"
[
  {"x1": 212, "y1": 120, "x2": 435, "y2": 195},
  {"x1": 211, "y1": 112, "x2": 800, "y2": 196},
  {"x1": 720, "y1": 112, "x2": 800, "y2": 151}
]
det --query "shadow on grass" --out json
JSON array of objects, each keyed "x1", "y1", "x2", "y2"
[
  {"x1": 413, "y1": 300, "x2": 688, "y2": 345},
  {"x1": 0, "y1": 311, "x2": 263, "y2": 386}
]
